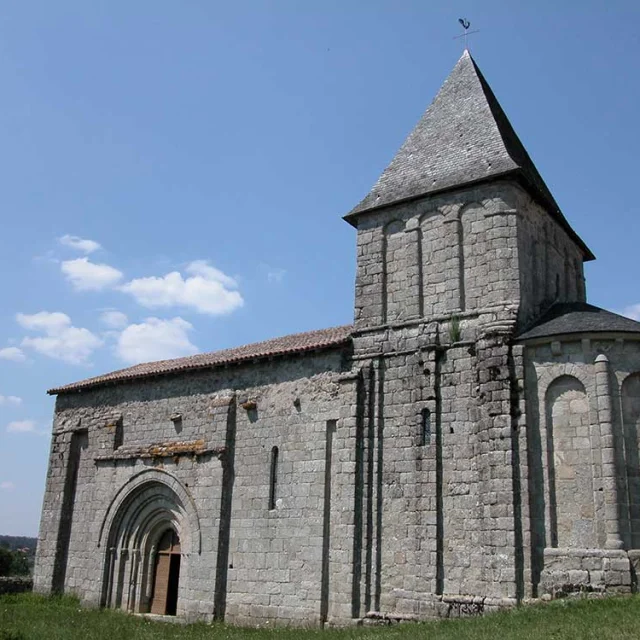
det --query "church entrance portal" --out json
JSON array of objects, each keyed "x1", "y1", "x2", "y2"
[
  {"x1": 150, "y1": 529, "x2": 181, "y2": 615},
  {"x1": 100, "y1": 476, "x2": 198, "y2": 616}
]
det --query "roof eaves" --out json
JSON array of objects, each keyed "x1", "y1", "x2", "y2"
[
  {"x1": 343, "y1": 169, "x2": 521, "y2": 227},
  {"x1": 343, "y1": 167, "x2": 595, "y2": 262},
  {"x1": 48, "y1": 330, "x2": 353, "y2": 396},
  {"x1": 515, "y1": 328, "x2": 640, "y2": 344}
]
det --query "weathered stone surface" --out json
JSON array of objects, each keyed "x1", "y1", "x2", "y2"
[{"x1": 33, "y1": 50, "x2": 640, "y2": 627}]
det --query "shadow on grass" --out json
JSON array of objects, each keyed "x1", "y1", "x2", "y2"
[{"x1": 3, "y1": 593, "x2": 640, "y2": 639}]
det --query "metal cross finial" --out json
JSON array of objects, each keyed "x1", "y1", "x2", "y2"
[{"x1": 454, "y1": 18, "x2": 480, "y2": 50}]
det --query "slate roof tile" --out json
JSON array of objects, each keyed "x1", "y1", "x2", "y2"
[
  {"x1": 346, "y1": 50, "x2": 594, "y2": 260},
  {"x1": 516, "y1": 303, "x2": 640, "y2": 341}
]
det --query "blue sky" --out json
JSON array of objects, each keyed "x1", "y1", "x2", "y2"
[{"x1": 0, "y1": 1, "x2": 638, "y2": 536}]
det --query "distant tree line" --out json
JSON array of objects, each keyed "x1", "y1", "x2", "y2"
[
  {"x1": 0, "y1": 547, "x2": 30, "y2": 576},
  {"x1": 0, "y1": 536, "x2": 37, "y2": 553},
  {"x1": 0, "y1": 536, "x2": 36, "y2": 576}
]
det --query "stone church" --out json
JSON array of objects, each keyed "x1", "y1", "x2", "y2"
[{"x1": 34, "y1": 51, "x2": 640, "y2": 625}]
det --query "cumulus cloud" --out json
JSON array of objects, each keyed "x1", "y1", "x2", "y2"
[
  {"x1": 120, "y1": 260, "x2": 243, "y2": 316},
  {"x1": 0, "y1": 347, "x2": 26, "y2": 362},
  {"x1": 17, "y1": 311, "x2": 103, "y2": 365},
  {"x1": 622, "y1": 304, "x2": 640, "y2": 321},
  {"x1": 100, "y1": 310, "x2": 128, "y2": 329},
  {"x1": 0, "y1": 481, "x2": 15, "y2": 491},
  {"x1": 61, "y1": 257, "x2": 124, "y2": 292},
  {"x1": 7, "y1": 420, "x2": 37, "y2": 433},
  {"x1": 58, "y1": 234, "x2": 101, "y2": 254},
  {"x1": 0, "y1": 395, "x2": 22, "y2": 406},
  {"x1": 116, "y1": 317, "x2": 198, "y2": 365}
]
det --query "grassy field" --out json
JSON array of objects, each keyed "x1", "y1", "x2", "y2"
[{"x1": 2, "y1": 592, "x2": 640, "y2": 640}]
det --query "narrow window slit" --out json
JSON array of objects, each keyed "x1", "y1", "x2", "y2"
[
  {"x1": 421, "y1": 408, "x2": 431, "y2": 446},
  {"x1": 268, "y1": 446, "x2": 279, "y2": 510}
]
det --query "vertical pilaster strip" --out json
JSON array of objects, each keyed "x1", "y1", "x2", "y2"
[
  {"x1": 33, "y1": 427, "x2": 66, "y2": 594},
  {"x1": 434, "y1": 347, "x2": 444, "y2": 595},
  {"x1": 508, "y1": 345, "x2": 526, "y2": 601},
  {"x1": 595, "y1": 354, "x2": 624, "y2": 550},
  {"x1": 329, "y1": 367, "x2": 364, "y2": 623},
  {"x1": 354, "y1": 227, "x2": 385, "y2": 329},
  {"x1": 320, "y1": 419, "x2": 336, "y2": 626},
  {"x1": 52, "y1": 428, "x2": 88, "y2": 593},
  {"x1": 475, "y1": 335, "x2": 518, "y2": 599},
  {"x1": 373, "y1": 356, "x2": 384, "y2": 612},
  {"x1": 444, "y1": 218, "x2": 462, "y2": 313},
  {"x1": 404, "y1": 219, "x2": 423, "y2": 320},
  {"x1": 213, "y1": 393, "x2": 237, "y2": 620}
]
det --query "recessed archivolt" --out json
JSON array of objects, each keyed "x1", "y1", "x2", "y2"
[
  {"x1": 621, "y1": 371, "x2": 640, "y2": 389},
  {"x1": 545, "y1": 374, "x2": 586, "y2": 403},
  {"x1": 457, "y1": 200, "x2": 485, "y2": 220},
  {"x1": 536, "y1": 364, "x2": 594, "y2": 405},
  {"x1": 383, "y1": 219, "x2": 405, "y2": 236},
  {"x1": 98, "y1": 468, "x2": 201, "y2": 555},
  {"x1": 418, "y1": 209, "x2": 444, "y2": 225}
]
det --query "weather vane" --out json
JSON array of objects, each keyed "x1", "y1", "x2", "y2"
[{"x1": 454, "y1": 18, "x2": 480, "y2": 50}]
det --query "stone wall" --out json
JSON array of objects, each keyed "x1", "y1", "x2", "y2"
[
  {"x1": 34, "y1": 347, "x2": 355, "y2": 625},
  {"x1": 353, "y1": 180, "x2": 587, "y2": 337},
  {"x1": 347, "y1": 313, "x2": 525, "y2": 619},
  {"x1": 523, "y1": 335, "x2": 640, "y2": 596},
  {"x1": 353, "y1": 181, "x2": 523, "y2": 331},
  {"x1": 32, "y1": 162, "x2": 639, "y2": 627},
  {"x1": 515, "y1": 189, "x2": 586, "y2": 328}
]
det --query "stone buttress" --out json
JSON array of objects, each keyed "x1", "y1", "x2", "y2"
[{"x1": 33, "y1": 50, "x2": 640, "y2": 625}]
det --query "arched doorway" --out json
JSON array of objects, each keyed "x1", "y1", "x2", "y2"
[
  {"x1": 150, "y1": 529, "x2": 181, "y2": 616},
  {"x1": 100, "y1": 476, "x2": 198, "y2": 615}
]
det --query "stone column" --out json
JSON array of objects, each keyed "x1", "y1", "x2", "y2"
[{"x1": 595, "y1": 354, "x2": 624, "y2": 550}]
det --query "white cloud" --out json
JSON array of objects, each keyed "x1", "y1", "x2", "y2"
[
  {"x1": 116, "y1": 317, "x2": 198, "y2": 365},
  {"x1": 100, "y1": 310, "x2": 128, "y2": 329},
  {"x1": 267, "y1": 267, "x2": 286, "y2": 284},
  {"x1": 7, "y1": 420, "x2": 37, "y2": 433},
  {"x1": 622, "y1": 304, "x2": 640, "y2": 321},
  {"x1": 61, "y1": 257, "x2": 123, "y2": 291},
  {"x1": 58, "y1": 234, "x2": 101, "y2": 254},
  {"x1": 17, "y1": 311, "x2": 103, "y2": 365},
  {"x1": 0, "y1": 347, "x2": 26, "y2": 362},
  {"x1": 17, "y1": 311, "x2": 70, "y2": 334},
  {"x1": 120, "y1": 260, "x2": 243, "y2": 316},
  {"x1": 0, "y1": 395, "x2": 22, "y2": 406},
  {"x1": 186, "y1": 260, "x2": 238, "y2": 288},
  {"x1": 0, "y1": 481, "x2": 15, "y2": 491}
]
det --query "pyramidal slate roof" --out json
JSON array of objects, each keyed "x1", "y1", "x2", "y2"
[
  {"x1": 49, "y1": 325, "x2": 353, "y2": 395},
  {"x1": 517, "y1": 303, "x2": 640, "y2": 341},
  {"x1": 346, "y1": 50, "x2": 594, "y2": 260}
]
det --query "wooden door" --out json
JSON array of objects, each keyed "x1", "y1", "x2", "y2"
[{"x1": 149, "y1": 530, "x2": 181, "y2": 615}]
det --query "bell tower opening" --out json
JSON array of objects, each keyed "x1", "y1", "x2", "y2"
[{"x1": 150, "y1": 529, "x2": 181, "y2": 616}]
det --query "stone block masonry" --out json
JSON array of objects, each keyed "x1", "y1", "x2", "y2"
[{"x1": 34, "y1": 49, "x2": 640, "y2": 626}]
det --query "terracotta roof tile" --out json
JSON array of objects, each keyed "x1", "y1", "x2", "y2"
[{"x1": 49, "y1": 325, "x2": 353, "y2": 395}]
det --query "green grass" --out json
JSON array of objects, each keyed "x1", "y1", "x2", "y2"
[{"x1": 3, "y1": 593, "x2": 640, "y2": 639}]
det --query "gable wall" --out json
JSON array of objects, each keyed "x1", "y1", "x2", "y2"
[{"x1": 523, "y1": 337, "x2": 640, "y2": 596}]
